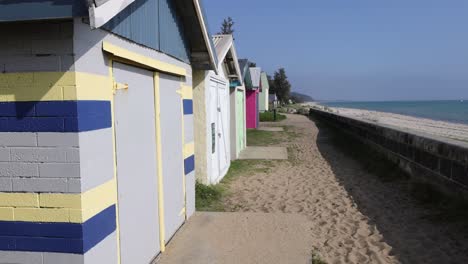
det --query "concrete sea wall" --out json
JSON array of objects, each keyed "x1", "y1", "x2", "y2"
[{"x1": 309, "y1": 109, "x2": 468, "y2": 201}]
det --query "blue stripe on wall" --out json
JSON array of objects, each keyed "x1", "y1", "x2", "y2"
[
  {"x1": 0, "y1": 101, "x2": 111, "y2": 132},
  {"x1": 183, "y1": 99, "x2": 193, "y2": 115},
  {"x1": 184, "y1": 155, "x2": 195, "y2": 175},
  {"x1": 0, "y1": 221, "x2": 82, "y2": 238},
  {"x1": 0, "y1": 205, "x2": 116, "y2": 254},
  {"x1": 82, "y1": 205, "x2": 116, "y2": 253}
]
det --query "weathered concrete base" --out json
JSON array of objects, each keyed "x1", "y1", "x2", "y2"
[
  {"x1": 239, "y1": 146, "x2": 288, "y2": 160},
  {"x1": 257, "y1": 126, "x2": 284, "y2": 132},
  {"x1": 157, "y1": 212, "x2": 313, "y2": 264}
]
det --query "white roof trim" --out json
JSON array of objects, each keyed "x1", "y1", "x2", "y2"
[
  {"x1": 212, "y1": 34, "x2": 243, "y2": 85},
  {"x1": 88, "y1": 0, "x2": 136, "y2": 28},
  {"x1": 193, "y1": 0, "x2": 218, "y2": 74},
  {"x1": 212, "y1": 35, "x2": 232, "y2": 64},
  {"x1": 249, "y1": 67, "x2": 262, "y2": 88},
  {"x1": 230, "y1": 41, "x2": 243, "y2": 86}
]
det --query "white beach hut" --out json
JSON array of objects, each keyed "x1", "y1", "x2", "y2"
[{"x1": 193, "y1": 34, "x2": 243, "y2": 184}]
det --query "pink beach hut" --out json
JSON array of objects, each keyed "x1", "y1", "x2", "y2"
[{"x1": 239, "y1": 60, "x2": 262, "y2": 128}]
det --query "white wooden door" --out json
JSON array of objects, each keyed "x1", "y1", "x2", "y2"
[
  {"x1": 209, "y1": 79, "x2": 220, "y2": 182},
  {"x1": 236, "y1": 90, "x2": 246, "y2": 154},
  {"x1": 217, "y1": 81, "x2": 230, "y2": 178},
  {"x1": 209, "y1": 77, "x2": 230, "y2": 183},
  {"x1": 159, "y1": 73, "x2": 185, "y2": 241},
  {"x1": 113, "y1": 62, "x2": 160, "y2": 263}
]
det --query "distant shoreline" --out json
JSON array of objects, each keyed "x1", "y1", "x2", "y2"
[{"x1": 320, "y1": 100, "x2": 468, "y2": 125}]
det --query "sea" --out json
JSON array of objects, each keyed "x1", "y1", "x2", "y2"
[{"x1": 323, "y1": 100, "x2": 468, "y2": 125}]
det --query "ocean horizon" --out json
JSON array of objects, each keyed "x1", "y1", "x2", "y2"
[{"x1": 323, "y1": 100, "x2": 468, "y2": 125}]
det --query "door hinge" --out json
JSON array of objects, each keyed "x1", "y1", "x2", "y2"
[{"x1": 179, "y1": 207, "x2": 186, "y2": 216}]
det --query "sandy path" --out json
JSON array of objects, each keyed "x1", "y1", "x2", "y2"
[
  {"x1": 224, "y1": 114, "x2": 468, "y2": 264},
  {"x1": 158, "y1": 212, "x2": 313, "y2": 264}
]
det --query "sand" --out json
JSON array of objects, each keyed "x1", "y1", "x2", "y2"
[
  {"x1": 223, "y1": 114, "x2": 468, "y2": 264},
  {"x1": 320, "y1": 106, "x2": 468, "y2": 143}
]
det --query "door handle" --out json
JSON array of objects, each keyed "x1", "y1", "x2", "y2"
[{"x1": 113, "y1": 82, "x2": 128, "y2": 94}]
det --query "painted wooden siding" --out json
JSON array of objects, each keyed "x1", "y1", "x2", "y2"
[
  {"x1": 159, "y1": 0, "x2": 190, "y2": 62},
  {"x1": 103, "y1": 0, "x2": 160, "y2": 51},
  {"x1": 102, "y1": 0, "x2": 190, "y2": 63},
  {"x1": 0, "y1": 0, "x2": 87, "y2": 22}
]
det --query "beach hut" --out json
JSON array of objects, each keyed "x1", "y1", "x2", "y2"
[
  {"x1": 193, "y1": 35, "x2": 242, "y2": 184},
  {"x1": 259, "y1": 72, "x2": 270, "y2": 112},
  {"x1": 269, "y1": 93, "x2": 279, "y2": 109},
  {"x1": 239, "y1": 62, "x2": 262, "y2": 129},
  {"x1": 226, "y1": 45, "x2": 247, "y2": 160},
  {"x1": 0, "y1": 0, "x2": 216, "y2": 263}
]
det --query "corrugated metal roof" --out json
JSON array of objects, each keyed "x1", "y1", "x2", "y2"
[
  {"x1": 249, "y1": 67, "x2": 262, "y2": 88},
  {"x1": 102, "y1": 0, "x2": 160, "y2": 57}
]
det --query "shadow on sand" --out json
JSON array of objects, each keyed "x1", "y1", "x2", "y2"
[{"x1": 313, "y1": 117, "x2": 468, "y2": 264}]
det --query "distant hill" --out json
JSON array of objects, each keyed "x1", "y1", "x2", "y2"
[{"x1": 290, "y1": 92, "x2": 314, "y2": 103}]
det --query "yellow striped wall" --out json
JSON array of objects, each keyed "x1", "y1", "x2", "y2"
[
  {"x1": 0, "y1": 72, "x2": 113, "y2": 102},
  {"x1": 181, "y1": 84, "x2": 195, "y2": 160},
  {"x1": 0, "y1": 179, "x2": 116, "y2": 223},
  {"x1": 0, "y1": 70, "x2": 115, "y2": 224}
]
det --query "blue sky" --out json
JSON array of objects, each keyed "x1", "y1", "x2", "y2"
[{"x1": 203, "y1": 0, "x2": 468, "y2": 101}]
